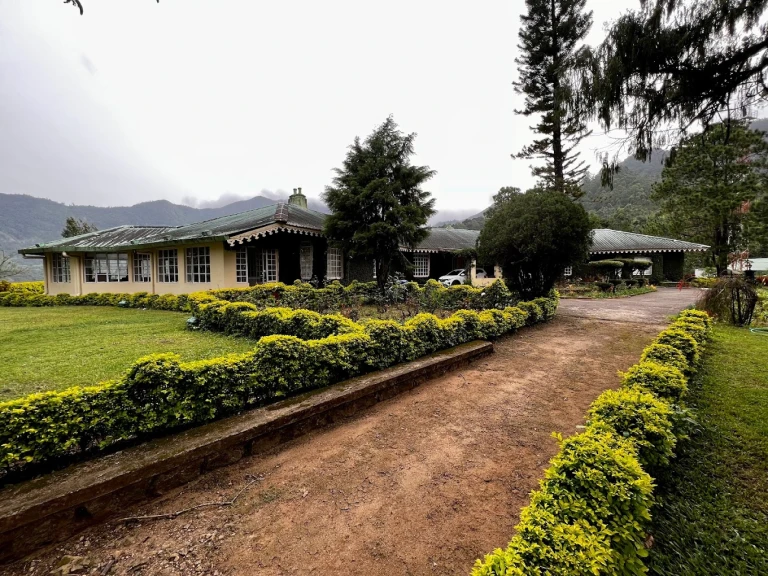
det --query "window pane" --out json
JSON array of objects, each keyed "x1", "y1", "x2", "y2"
[
  {"x1": 300, "y1": 243, "x2": 313, "y2": 280},
  {"x1": 134, "y1": 254, "x2": 151, "y2": 282},
  {"x1": 414, "y1": 254, "x2": 430, "y2": 278},
  {"x1": 236, "y1": 247, "x2": 248, "y2": 283},
  {"x1": 186, "y1": 247, "x2": 211, "y2": 283},
  {"x1": 51, "y1": 254, "x2": 70, "y2": 283},
  {"x1": 327, "y1": 248, "x2": 342, "y2": 280},
  {"x1": 157, "y1": 249, "x2": 178, "y2": 283}
]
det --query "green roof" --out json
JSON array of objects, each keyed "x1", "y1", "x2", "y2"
[{"x1": 19, "y1": 203, "x2": 327, "y2": 254}]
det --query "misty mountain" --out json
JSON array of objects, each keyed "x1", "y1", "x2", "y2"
[{"x1": 0, "y1": 193, "x2": 327, "y2": 263}]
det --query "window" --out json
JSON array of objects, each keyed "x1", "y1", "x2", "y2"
[
  {"x1": 84, "y1": 253, "x2": 128, "y2": 283},
  {"x1": 236, "y1": 247, "x2": 248, "y2": 283},
  {"x1": 133, "y1": 253, "x2": 152, "y2": 282},
  {"x1": 51, "y1": 254, "x2": 70, "y2": 283},
  {"x1": 327, "y1": 248, "x2": 343, "y2": 280},
  {"x1": 300, "y1": 243, "x2": 313, "y2": 280},
  {"x1": 414, "y1": 254, "x2": 430, "y2": 278},
  {"x1": 157, "y1": 249, "x2": 179, "y2": 283},
  {"x1": 186, "y1": 247, "x2": 211, "y2": 283},
  {"x1": 252, "y1": 248, "x2": 278, "y2": 283},
  {"x1": 563, "y1": 266, "x2": 573, "y2": 277}
]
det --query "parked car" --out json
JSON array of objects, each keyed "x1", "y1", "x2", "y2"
[{"x1": 438, "y1": 268, "x2": 487, "y2": 286}]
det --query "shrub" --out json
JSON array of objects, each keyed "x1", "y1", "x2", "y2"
[
  {"x1": 472, "y1": 428, "x2": 653, "y2": 575},
  {"x1": 517, "y1": 301, "x2": 543, "y2": 325},
  {"x1": 640, "y1": 343, "x2": 689, "y2": 374},
  {"x1": 588, "y1": 389, "x2": 677, "y2": 468},
  {"x1": 678, "y1": 309, "x2": 712, "y2": 329},
  {"x1": 621, "y1": 361, "x2": 688, "y2": 404},
  {"x1": 594, "y1": 281, "x2": 612, "y2": 292},
  {"x1": 696, "y1": 276, "x2": 758, "y2": 326},
  {"x1": 671, "y1": 319, "x2": 708, "y2": 345},
  {"x1": 655, "y1": 328, "x2": 699, "y2": 368}
]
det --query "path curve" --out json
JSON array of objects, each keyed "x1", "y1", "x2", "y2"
[{"x1": 2, "y1": 291, "x2": 698, "y2": 576}]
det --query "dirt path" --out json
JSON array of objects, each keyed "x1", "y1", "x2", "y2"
[{"x1": 3, "y1": 294, "x2": 693, "y2": 576}]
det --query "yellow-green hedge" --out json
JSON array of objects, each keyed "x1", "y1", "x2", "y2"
[
  {"x1": 0, "y1": 281, "x2": 44, "y2": 293},
  {"x1": 0, "y1": 292, "x2": 558, "y2": 475},
  {"x1": 0, "y1": 279, "x2": 521, "y2": 313},
  {"x1": 471, "y1": 309, "x2": 712, "y2": 575}
]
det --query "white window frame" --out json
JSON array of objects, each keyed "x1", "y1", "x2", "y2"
[
  {"x1": 253, "y1": 248, "x2": 278, "y2": 283},
  {"x1": 157, "y1": 249, "x2": 179, "y2": 283},
  {"x1": 133, "y1": 253, "x2": 152, "y2": 283},
  {"x1": 563, "y1": 266, "x2": 573, "y2": 277},
  {"x1": 300, "y1": 242, "x2": 313, "y2": 280},
  {"x1": 236, "y1": 247, "x2": 248, "y2": 284},
  {"x1": 414, "y1": 254, "x2": 430, "y2": 278},
  {"x1": 327, "y1": 248, "x2": 343, "y2": 280},
  {"x1": 186, "y1": 247, "x2": 211, "y2": 283},
  {"x1": 84, "y1": 253, "x2": 129, "y2": 283},
  {"x1": 51, "y1": 254, "x2": 70, "y2": 283}
]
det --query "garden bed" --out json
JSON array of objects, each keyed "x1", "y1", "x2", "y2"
[{"x1": 559, "y1": 285, "x2": 657, "y2": 299}]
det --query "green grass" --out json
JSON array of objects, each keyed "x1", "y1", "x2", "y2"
[
  {"x1": 648, "y1": 325, "x2": 768, "y2": 575},
  {"x1": 0, "y1": 306, "x2": 256, "y2": 401}
]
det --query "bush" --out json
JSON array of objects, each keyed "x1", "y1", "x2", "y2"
[
  {"x1": 671, "y1": 319, "x2": 708, "y2": 345},
  {"x1": 640, "y1": 343, "x2": 689, "y2": 374},
  {"x1": 472, "y1": 428, "x2": 653, "y2": 575},
  {"x1": 594, "y1": 281, "x2": 612, "y2": 292},
  {"x1": 678, "y1": 309, "x2": 712, "y2": 329},
  {"x1": 588, "y1": 389, "x2": 677, "y2": 468},
  {"x1": 517, "y1": 301, "x2": 542, "y2": 325},
  {"x1": 654, "y1": 328, "x2": 699, "y2": 368},
  {"x1": 696, "y1": 276, "x2": 758, "y2": 326},
  {"x1": 621, "y1": 361, "x2": 688, "y2": 404}
]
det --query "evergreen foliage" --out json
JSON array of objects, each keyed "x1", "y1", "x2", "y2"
[
  {"x1": 322, "y1": 117, "x2": 436, "y2": 292},
  {"x1": 652, "y1": 122, "x2": 768, "y2": 274},
  {"x1": 61, "y1": 216, "x2": 98, "y2": 238},
  {"x1": 581, "y1": 0, "x2": 768, "y2": 161},
  {"x1": 478, "y1": 188, "x2": 591, "y2": 298},
  {"x1": 514, "y1": 0, "x2": 593, "y2": 197}
]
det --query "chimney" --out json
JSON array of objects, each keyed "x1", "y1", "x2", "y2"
[{"x1": 288, "y1": 186, "x2": 308, "y2": 209}]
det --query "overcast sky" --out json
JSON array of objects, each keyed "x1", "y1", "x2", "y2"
[{"x1": 1, "y1": 0, "x2": 642, "y2": 220}]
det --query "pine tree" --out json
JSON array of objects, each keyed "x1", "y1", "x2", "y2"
[
  {"x1": 322, "y1": 116, "x2": 436, "y2": 292},
  {"x1": 514, "y1": 0, "x2": 593, "y2": 198}
]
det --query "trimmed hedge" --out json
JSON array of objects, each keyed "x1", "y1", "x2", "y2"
[
  {"x1": 0, "y1": 289, "x2": 192, "y2": 312},
  {"x1": 0, "y1": 279, "x2": 521, "y2": 313},
  {"x1": 0, "y1": 293, "x2": 557, "y2": 475},
  {"x1": 471, "y1": 310, "x2": 713, "y2": 575},
  {"x1": 0, "y1": 281, "x2": 44, "y2": 293}
]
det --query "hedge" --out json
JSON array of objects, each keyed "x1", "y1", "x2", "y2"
[
  {"x1": 471, "y1": 310, "x2": 713, "y2": 575},
  {"x1": 0, "y1": 292, "x2": 558, "y2": 475},
  {"x1": 0, "y1": 279, "x2": 521, "y2": 313},
  {"x1": 0, "y1": 281, "x2": 44, "y2": 293}
]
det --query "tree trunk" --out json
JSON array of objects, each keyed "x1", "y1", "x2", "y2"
[{"x1": 550, "y1": 0, "x2": 564, "y2": 193}]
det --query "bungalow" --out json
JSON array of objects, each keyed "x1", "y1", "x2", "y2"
[
  {"x1": 576, "y1": 229, "x2": 709, "y2": 281},
  {"x1": 19, "y1": 190, "x2": 485, "y2": 296},
  {"x1": 19, "y1": 191, "x2": 710, "y2": 295}
]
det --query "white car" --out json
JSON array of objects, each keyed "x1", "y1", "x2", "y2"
[{"x1": 439, "y1": 268, "x2": 487, "y2": 286}]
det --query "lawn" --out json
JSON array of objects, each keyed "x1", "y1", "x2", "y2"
[
  {"x1": 648, "y1": 324, "x2": 768, "y2": 575},
  {"x1": 0, "y1": 306, "x2": 256, "y2": 401}
]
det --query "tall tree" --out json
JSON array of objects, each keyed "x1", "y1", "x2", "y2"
[
  {"x1": 652, "y1": 122, "x2": 768, "y2": 275},
  {"x1": 478, "y1": 188, "x2": 592, "y2": 298},
  {"x1": 514, "y1": 0, "x2": 593, "y2": 198},
  {"x1": 322, "y1": 116, "x2": 436, "y2": 292},
  {"x1": 62, "y1": 217, "x2": 98, "y2": 238},
  {"x1": 583, "y1": 0, "x2": 768, "y2": 162}
]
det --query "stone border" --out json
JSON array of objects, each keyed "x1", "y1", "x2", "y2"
[{"x1": 0, "y1": 340, "x2": 493, "y2": 564}]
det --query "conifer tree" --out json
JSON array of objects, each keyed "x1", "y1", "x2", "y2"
[
  {"x1": 513, "y1": 0, "x2": 593, "y2": 198},
  {"x1": 323, "y1": 116, "x2": 436, "y2": 292}
]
